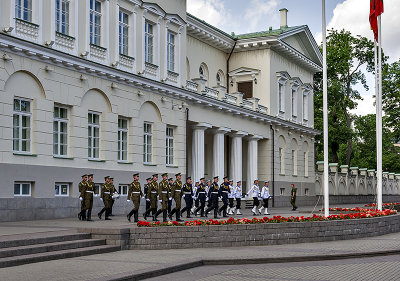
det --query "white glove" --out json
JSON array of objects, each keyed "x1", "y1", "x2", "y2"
[
  {"x1": 79, "y1": 197, "x2": 83, "y2": 201},
  {"x1": 141, "y1": 196, "x2": 145, "y2": 199},
  {"x1": 159, "y1": 200, "x2": 162, "y2": 203},
  {"x1": 146, "y1": 198, "x2": 150, "y2": 202},
  {"x1": 127, "y1": 199, "x2": 131, "y2": 202},
  {"x1": 169, "y1": 197, "x2": 172, "y2": 201},
  {"x1": 94, "y1": 194, "x2": 99, "y2": 197},
  {"x1": 100, "y1": 198, "x2": 103, "y2": 201}
]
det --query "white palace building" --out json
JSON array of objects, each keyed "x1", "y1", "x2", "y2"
[{"x1": 0, "y1": 0, "x2": 322, "y2": 220}]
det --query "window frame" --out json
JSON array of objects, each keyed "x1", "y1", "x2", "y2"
[
  {"x1": 118, "y1": 184, "x2": 129, "y2": 196},
  {"x1": 167, "y1": 31, "x2": 175, "y2": 72},
  {"x1": 13, "y1": 97, "x2": 32, "y2": 154},
  {"x1": 292, "y1": 149, "x2": 297, "y2": 176},
  {"x1": 166, "y1": 126, "x2": 174, "y2": 165},
  {"x1": 118, "y1": 117, "x2": 128, "y2": 162},
  {"x1": 88, "y1": 111, "x2": 101, "y2": 160},
  {"x1": 15, "y1": 0, "x2": 32, "y2": 22},
  {"x1": 55, "y1": 0, "x2": 70, "y2": 35},
  {"x1": 144, "y1": 21, "x2": 154, "y2": 64},
  {"x1": 14, "y1": 182, "x2": 32, "y2": 197},
  {"x1": 118, "y1": 9, "x2": 129, "y2": 55},
  {"x1": 55, "y1": 183, "x2": 70, "y2": 197},
  {"x1": 143, "y1": 122, "x2": 153, "y2": 164},
  {"x1": 89, "y1": 0, "x2": 102, "y2": 46},
  {"x1": 53, "y1": 105, "x2": 69, "y2": 157},
  {"x1": 279, "y1": 147, "x2": 285, "y2": 175},
  {"x1": 280, "y1": 188, "x2": 285, "y2": 196}
]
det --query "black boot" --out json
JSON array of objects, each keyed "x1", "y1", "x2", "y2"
[
  {"x1": 105, "y1": 209, "x2": 112, "y2": 220},
  {"x1": 194, "y1": 206, "x2": 201, "y2": 216},
  {"x1": 218, "y1": 206, "x2": 222, "y2": 216},
  {"x1": 214, "y1": 208, "x2": 218, "y2": 219},
  {"x1": 81, "y1": 210, "x2": 87, "y2": 221},
  {"x1": 127, "y1": 208, "x2": 135, "y2": 222},
  {"x1": 187, "y1": 209, "x2": 191, "y2": 218},
  {"x1": 143, "y1": 209, "x2": 149, "y2": 220},
  {"x1": 134, "y1": 211, "x2": 139, "y2": 223},
  {"x1": 200, "y1": 208, "x2": 204, "y2": 217},
  {"x1": 163, "y1": 210, "x2": 167, "y2": 222},
  {"x1": 223, "y1": 209, "x2": 228, "y2": 217},
  {"x1": 87, "y1": 209, "x2": 92, "y2": 221},
  {"x1": 204, "y1": 207, "x2": 212, "y2": 217},
  {"x1": 176, "y1": 209, "x2": 183, "y2": 222},
  {"x1": 169, "y1": 208, "x2": 176, "y2": 220},
  {"x1": 153, "y1": 209, "x2": 161, "y2": 221}
]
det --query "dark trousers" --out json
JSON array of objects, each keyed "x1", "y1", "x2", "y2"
[
  {"x1": 98, "y1": 207, "x2": 110, "y2": 219},
  {"x1": 194, "y1": 196, "x2": 206, "y2": 216},
  {"x1": 168, "y1": 199, "x2": 172, "y2": 213},
  {"x1": 229, "y1": 198, "x2": 234, "y2": 208},
  {"x1": 181, "y1": 195, "x2": 193, "y2": 216},
  {"x1": 253, "y1": 197, "x2": 260, "y2": 207},
  {"x1": 235, "y1": 198, "x2": 241, "y2": 209},
  {"x1": 263, "y1": 198, "x2": 269, "y2": 208}
]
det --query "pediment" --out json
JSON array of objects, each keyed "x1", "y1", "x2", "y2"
[
  {"x1": 229, "y1": 67, "x2": 260, "y2": 77},
  {"x1": 142, "y1": 2, "x2": 166, "y2": 17}
]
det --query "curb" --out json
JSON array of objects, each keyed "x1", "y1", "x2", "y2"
[{"x1": 89, "y1": 248, "x2": 400, "y2": 281}]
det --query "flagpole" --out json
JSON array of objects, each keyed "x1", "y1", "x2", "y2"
[
  {"x1": 322, "y1": 0, "x2": 329, "y2": 217},
  {"x1": 377, "y1": 15, "x2": 383, "y2": 211}
]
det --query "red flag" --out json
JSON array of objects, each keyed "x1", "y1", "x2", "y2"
[
  {"x1": 369, "y1": 0, "x2": 378, "y2": 41},
  {"x1": 376, "y1": 0, "x2": 384, "y2": 16}
]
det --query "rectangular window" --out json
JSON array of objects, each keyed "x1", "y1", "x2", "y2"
[
  {"x1": 55, "y1": 183, "x2": 69, "y2": 196},
  {"x1": 279, "y1": 147, "x2": 285, "y2": 175},
  {"x1": 15, "y1": 0, "x2": 32, "y2": 22},
  {"x1": 292, "y1": 149, "x2": 297, "y2": 176},
  {"x1": 53, "y1": 106, "x2": 68, "y2": 157},
  {"x1": 13, "y1": 98, "x2": 31, "y2": 153},
  {"x1": 238, "y1": 81, "x2": 253, "y2": 99},
  {"x1": 88, "y1": 112, "x2": 100, "y2": 160},
  {"x1": 280, "y1": 188, "x2": 285, "y2": 196},
  {"x1": 144, "y1": 21, "x2": 154, "y2": 64},
  {"x1": 94, "y1": 183, "x2": 101, "y2": 195},
  {"x1": 305, "y1": 188, "x2": 309, "y2": 196},
  {"x1": 143, "y1": 122, "x2": 152, "y2": 163},
  {"x1": 304, "y1": 151, "x2": 309, "y2": 177},
  {"x1": 303, "y1": 93, "x2": 309, "y2": 121},
  {"x1": 119, "y1": 10, "x2": 129, "y2": 55},
  {"x1": 118, "y1": 184, "x2": 128, "y2": 196},
  {"x1": 278, "y1": 84, "x2": 285, "y2": 113},
  {"x1": 166, "y1": 126, "x2": 174, "y2": 165},
  {"x1": 89, "y1": 0, "x2": 102, "y2": 46},
  {"x1": 55, "y1": 0, "x2": 70, "y2": 35},
  {"x1": 167, "y1": 32, "x2": 175, "y2": 72},
  {"x1": 291, "y1": 88, "x2": 297, "y2": 118},
  {"x1": 118, "y1": 118, "x2": 128, "y2": 161},
  {"x1": 14, "y1": 182, "x2": 31, "y2": 196}
]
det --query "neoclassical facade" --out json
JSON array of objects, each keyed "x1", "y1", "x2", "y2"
[{"x1": 0, "y1": 0, "x2": 321, "y2": 220}]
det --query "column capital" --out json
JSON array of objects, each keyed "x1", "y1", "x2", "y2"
[
  {"x1": 230, "y1": 131, "x2": 248, "y2": 138},
  {"x1": 210, "y1": 127, "x2": 231, "y2": 135},
  {"x1": 246, "y1": 135, "x2": 263, "y2": 141},
  {"x1": 192, "y1": 122, "x2": 212, "y2": 130}
]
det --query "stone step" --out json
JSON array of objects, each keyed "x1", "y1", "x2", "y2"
[
  {"x1": 0, "y1": 238, "x2": 105, "y2": 258},
  {"x1": 0, "y1": 231, "x2": 91, "y2": 249},
  {"x1": 0, "y1": 244, "x2": 120, "y2": 268}
]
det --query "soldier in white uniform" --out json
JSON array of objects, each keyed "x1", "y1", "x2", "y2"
[
  {"x1": 234, "y1": 181, "x2": 243, "y2": 215},
  {"x1": 246, "y1": 179, "x2": 261, "y2": 216},
  {"x1": 227, "y1": 179, "x2": 235, "y2": 215},
  {"x1": 192, "y1": 181, "x2": 199, "y2": 215},
  {"x1": 259, "y1": 181, "x2": 272, "y2": 215}
]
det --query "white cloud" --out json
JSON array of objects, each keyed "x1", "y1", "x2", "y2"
[{"x1": 243, "y1": 0, "x2": 280, "y2": 33}]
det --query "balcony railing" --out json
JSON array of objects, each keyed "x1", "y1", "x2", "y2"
[
  {"x1": 202, "y1": 86, "x2": 219, "y2": 99},
  {"x1": 90, "y1": 44, "x2": 107, "y2": 61},
  {"x1": 167, "y1": 70, "x2": 179, "y2": 84},
  {"x1": 119, "y1": 54, "x2": 135, "y2": 69},
  {"x1": 55, "y1": 32, "x2": 75, "y2": 51},
  {"x1": 144, "y1": 62, "x2": 158, "y2": 79},
  {"x1": 15, "y1": 18, "x2": 39, "y2": 42},
  {"x1": 241, "y1": 99, "x2": 253, "y2": 110},
  {"x1": 186, "y1": 80, "x2": 198, "y2": 92}
]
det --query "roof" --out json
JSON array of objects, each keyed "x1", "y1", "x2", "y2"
[
  {"x1": 186, "y1": 13, "x2": 234, "y2": 39},
  {"x1": 235, "y1": 25, "x2": 307, "y2": 39}
]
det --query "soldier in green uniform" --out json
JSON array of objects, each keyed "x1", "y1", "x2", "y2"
[
  {"x1": 167, "y1": 177, "x2": 174, "y2": 214},
  {"x1": 168, "y1": 173, "x2": 183, "y2": 221},
  {"x1": 98, "y1": 176, "x2": 113, "y2": 220},
  {"x1": 154, "y1": 173, "x2": 169, "y2": 222},
  {"x1": 78, "y1": 174, "x2": 88, "y2": 221},
  {"x1": 290, "y1": 183, "x2": 297, "y2": 211},
  {"x1": 83, "y1": 174, "x2": 95, "y2": 221},
  {"x1": 127, "y1": 173, "x2": 143, "y2": 222},
  {"x1": 143, "y1": 174, "x2": 159, "y2": 221},
  {"x1": 143, "y1": 177, "x2": 152, "y2": 215}
]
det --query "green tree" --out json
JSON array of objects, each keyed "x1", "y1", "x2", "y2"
[
  {"x1": 314, "y1": 29, "x2": 376, "y2": 165},
  {"x1": 382, "y1": 60, "x2": 400, "y2": 141}
]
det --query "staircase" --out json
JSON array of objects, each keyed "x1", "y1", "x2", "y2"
[{"x1": 0, "y1": 230, "x2": 120, "y2": 268}]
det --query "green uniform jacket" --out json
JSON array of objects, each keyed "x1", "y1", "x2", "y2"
[
  {"x1": 171, "y1": 180, "x2": 183, "y2": 209},
  {"x1": 101, "y1": 183, "x2": 113, "y2": 209},
  {"x1": 78, "y1": 181, "x2": 87, "y2": 211},
  {"x1": 290, "y1": 187, "x2": 297, "y2": 207},
  {"x1": 84, "y1": 181, "x2": 95, "y2": 210},
  {"x1": 158, "y1": 179, "x2": 170, "y2": 211},
  {"x1": 147, "y1": 181, "x2": 158, "y2": 209},
  {"x1": 128, "y1": 180, "x2": 143, "y2": 211}
]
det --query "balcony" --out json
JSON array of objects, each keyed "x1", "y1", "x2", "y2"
[
  {"x1": 202, "y1": 86, "x2": 219, "y2": 99},
  {"x1": 15, "y1": 18, "x2": 39, "y2": 42},
  {"x1": 241, "y1": 99, "x2": 253, "y2": 110},
  {"x1": 90, "y1": 44, "x2": 107, "y2": 62},
  {"x1": 119, "y1": 53, "x2": 135, "y2": 70},
  {"x1": 54, "y1": 32, "x2": 75, "y2": 51},
  {"x1": 186, "y1": 80, "x2": 198, "y2": 92},
  {"x1": 167, "y1": 70, "x2": 179, "y2": 84},
  {"x1": 144, "y1": 62, "x2": 159, "y2": 79}
]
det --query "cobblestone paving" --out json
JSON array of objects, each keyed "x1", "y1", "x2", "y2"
[{"x1": 151, "y1": 255, "x2": 400, "y2": 281}]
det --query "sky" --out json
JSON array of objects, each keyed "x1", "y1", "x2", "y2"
[{"x1": 187, "y1": 0, "x2": 400, "y2": 116}]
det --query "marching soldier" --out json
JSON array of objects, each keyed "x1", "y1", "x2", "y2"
[
  {"x1": 168, "y1": 177, "x2": 174, "y2": 214},
  {"x1": 227, "y1": 179, "x2": 235, "y2": 215},
  {"x1": 143, "y1": 177, "x2": 152, "y2": 215},
  {"x1": 290, "y1": 183, "x2": 298, "y2": 211},
  {"x1": 143, "y1": 174, "x2": 159, "y2": 221},
  {"x1": 235, "y1": 181, "x2": 243, "y2": 215},
  {"x1": 180, "y1": 177, "x2": 193, "y2": 218},
  {"x1": 246, "y1": 179, "x2": 261, "y2": 216},
  {"x1": 154, "y1": 173, "x2": 169, "y2": 222},
  {"x1": 78, "y1": 174, "x2": 88, "y2": 221},
  {"x1": 98, "y1": 176, "x2": 113, "y2": 220},
  {"x1": 168, "y1": 173, "x2": 183, "y2": 221},
  {"x1": 194, "y1": 177, "x2": 207, "y2": 217},
  {"x1": 127, "y1": 173, "x2": 143, "y2": 222},
  {"x1": 83, "y1": 174, "x2": 95, "y2": 221},
  {"x1": 205, "y1": 176, "x2": 220, "y2": 218},
  {"x1": 206, "y1": 179, "x2": 212, "y2": 208},
  {"x1": 192, "y1": 181, "x2": 200, "y2": 215},
  {"x1": 259, "y1": 180, "x2": 271, "y2": 215},
  {"x1": 218, "y1": 176, "x2": 230, "y2": 217},
  {"x1": 108, "y1": 177, "x2": 117, "y2": 216}
]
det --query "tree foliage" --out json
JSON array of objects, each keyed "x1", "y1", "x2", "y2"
[{"x1": 382, "y1": 60, "x2": 400, "y2": 141}]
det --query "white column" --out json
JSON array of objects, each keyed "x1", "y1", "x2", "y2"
[
  {"x1": 191, "y1": 123, "x2": 211, "y2": 183},
  {"x1": 230, "y1": 131, "x2": 248, "y2": 186},
  {"x1": 157, "y1": 16, "x2": 162, "y2": 80},
  {"x1": 247, "y1": 135, "x2": 262, "y2": 192},
  {"x1": 164, "y1": 20, "x2": 170, "y2": 81},
  {"x1": 132, "y1": 5, "x2": 138, "y2": 73},
  {"x1": 212, "y1": 127, "x2": 231, "y2": 181}
]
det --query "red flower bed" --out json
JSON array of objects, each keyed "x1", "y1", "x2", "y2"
[
  {"x1": 136, "y1": 208, "x2": 397, "y2": 227},
  {"x1": 365, "y1": 202, "x2": 400, "y2": 207}
]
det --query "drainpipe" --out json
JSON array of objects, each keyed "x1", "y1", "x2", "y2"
[
  {"x1": 226, "y1": 39, "x2": 237, "y2": 93},
  {"x1": 185, "y1": 107, "x2": 189, "y2": 177},
  {"x1": 270, "y1": 124, "x2": 275, "y2": 207}
]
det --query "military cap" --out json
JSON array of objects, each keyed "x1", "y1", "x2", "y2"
[
  {"x1": 87, "y1": 174, "x2": 93, "y2": 177},
  {"x1": 146, "y1": 177, "x2": 152, "y2": 181},
  {"x1": 168, "y1": 178, "x2": 173, "y2": 181},
  {"x1": 186, "y1": 176, "x2": 192, "y2": 180},
  {"x1": 161, "y1": 173, "x2": 168, "y2": 177},
  {"x1": 213, "y1": 176, "x2": 219, "y2": 179},
  {"x1": 200, "y1": 177, "x2": 205, "y2": 181},
  {"x1": 104, "y1": 176, "x2": 110, "y2": 180},
  {"x1": 237, "y1": 180, "x2": 241, "y2": 183},
  {"x1": 81, "y1": 174, "x2": 87, "y2": 178},
  {"x1": 264, "y1": 180, "x2": 270, "y2": 183},
  {"x1": 109, "y1": 177, "x2": 114, "y2": 180},
  {"x1": 152, "y1": 174, "x2": 158, "y2": 177},
  {"x1": 229, "y1": 179, "x2": 233, "y2": 182},
  {"x1": 223, "y1": 176, "x2": 229, "y2": 179},
  {"x1": 175, "y1": 173, "x2": 181, "y2": 177},
  {"x1": 133, "y1": 173, "x2": 139, "y2": 177}
]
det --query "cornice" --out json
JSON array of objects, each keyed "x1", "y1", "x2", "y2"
[{"x1": 0, "y1": 34, "x2": 320, "y2": 137}]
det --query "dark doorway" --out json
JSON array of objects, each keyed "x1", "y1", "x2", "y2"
[{"x1": 238, "y1": 81, "x2": 253, "y2": 99}]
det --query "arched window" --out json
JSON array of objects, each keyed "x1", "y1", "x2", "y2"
[
  {"x1": 216, "y1": 70, "x2": 224, "y2": 86},
  {"x1": 198, "y1": 63, "x2": 209, "y2": 84},
  {"x1": 199, "y1": 65, "x2": 204, "y2": 77}
]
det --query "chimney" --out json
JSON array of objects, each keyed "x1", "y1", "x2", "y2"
[{"x1": 279, "y1": 8, "x2": 288, "y2": 29}]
